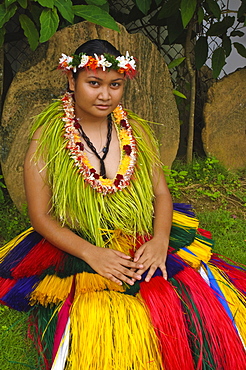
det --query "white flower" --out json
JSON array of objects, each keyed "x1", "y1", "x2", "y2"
[
  {"x1": 116, "y1": 51, "x2": 135, "y2": 70},
  {"x1": 59, "y1": 53, "x2": 73, "y2": 70},
  {"x1": 78, "y1": 55, "x2": 89, "y2": 69},
  {"x1": 98, "y1": 55, "x2": 112, "y2": 71}
]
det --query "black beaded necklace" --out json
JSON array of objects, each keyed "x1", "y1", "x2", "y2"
[{"x1": 76, "y1": 115, "x2": 113, "y2": 179}]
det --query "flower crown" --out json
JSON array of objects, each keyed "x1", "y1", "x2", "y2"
[{"x1": 58, "y1": 52, "x2": 137, "y2": 78}]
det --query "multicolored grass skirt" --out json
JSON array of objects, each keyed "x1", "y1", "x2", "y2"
[{"x1": 0, "y1": 204, "x2": 245, "y2": 369}]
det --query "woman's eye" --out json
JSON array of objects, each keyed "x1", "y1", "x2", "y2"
[
  {"x1": 111, "y1": 82, "x2": 120, "y2": 88},
  {"x1": 89, "y1": 81, "x2": 99, "y2": 86}
]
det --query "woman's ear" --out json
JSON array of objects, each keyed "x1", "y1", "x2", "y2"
[{"x1": 67, "y1": 71, "x2": 75, "y2": 91}]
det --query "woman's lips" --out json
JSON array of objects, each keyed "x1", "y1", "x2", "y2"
[{"x1": 95, "y1": 105, "x2": 110, "y2": 110}]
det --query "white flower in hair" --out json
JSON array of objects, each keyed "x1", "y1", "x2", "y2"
[
  {"x1": 78, "y1": 54, "x2": 89, "y2": 69},
  {"x1": 93, "y1": 54, "x2": 111, "y2": 71},
  {"x1": 59, "y1": 53, "x2": 73, "y2": 70},
  {"x1": 116, "y1": 51, "x2": 135, "y2": 70}
]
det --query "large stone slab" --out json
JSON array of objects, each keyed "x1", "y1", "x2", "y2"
[
  {"x1": 202, "y1": 68, "x2": 246, "y2": 170},
  {"x1": 1, "y1": 21, "x2": 180, "y2": 209}
]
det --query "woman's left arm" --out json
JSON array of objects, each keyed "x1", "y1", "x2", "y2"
[{"x1": 133, "y1": 167, "x2": 173, "y2": 281}]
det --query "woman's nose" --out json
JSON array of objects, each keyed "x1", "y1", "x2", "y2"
[{"x1": 98, "y1": 86, "x2": 111, "y2": 100}]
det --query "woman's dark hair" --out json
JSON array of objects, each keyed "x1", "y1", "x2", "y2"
[
  {"x1": 74, "y1": 39, "x2": 121, "y2": 58},
  {"x1": 72, "y1": 39, "x2": 121, "y2": 79}
]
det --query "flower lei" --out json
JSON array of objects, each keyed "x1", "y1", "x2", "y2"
[
  {"x1": 58, "y1": 52, "x2": 137, "y2": 78},
  {"x1": 62, "y1": 92, "x2": 137, "y2": 195}
]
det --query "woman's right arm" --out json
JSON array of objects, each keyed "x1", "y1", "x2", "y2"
[{"x1": 24, "y1": 128, "x2": 143, "y2": 286}]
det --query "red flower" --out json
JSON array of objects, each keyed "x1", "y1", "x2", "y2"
[
  {"x1": 76, "y1": 142, "x2": 84, "y2": 151},
  {"x1": 114, "y1": 179, "x2": 120, "y2": 187},
  {"x1": 123, "y1": 145, "x2": 132, "y2": 155},
  {"x1": 94, "y1": 173, "x2": 100, "y2": 179},
  {"x1": 74, "y1": 122, "x2": 80, "y2": 129},
  {"x1": 116, "y1": 174, "x2": 124, "y2": 180},
  {"x1": 120, "y1": 119, "x2": 128, "y2": 128},
  {"x1": 90, "y1": 168, "x2": 96, "y2": 174}
]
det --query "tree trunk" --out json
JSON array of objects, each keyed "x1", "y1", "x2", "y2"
[{"x1": 185, "y1": 19, "x2": 196, "y2": 164}]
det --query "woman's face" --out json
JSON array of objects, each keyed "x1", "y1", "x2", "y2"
[{"x1": 68, "y1": 68, "x2": 125, "y2": 121}]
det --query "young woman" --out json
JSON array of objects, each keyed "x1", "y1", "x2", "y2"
[{"x1": 0, "y1": 39, "x2": 245, "y2": 370}]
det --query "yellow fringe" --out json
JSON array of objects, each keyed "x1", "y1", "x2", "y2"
[
  {"x1": 75, "y1": 272, "x2": 125, "y2": 297},
  {"x1": 66, "y1": 290, "x2": 163, "y2": 370},
  {"x1": 177, "y1": 236, "x2": 213, "y2": 269},
  {"x1": 101, "y1": 228, "x2": 135, "y2": 255},
  {"x1": 207, "y1": 264, "x2": 246, "y2": 346},
  {"x1": 0, "y1": 227, "x2": 34, "y2": 260},
  {"x1": 30, "y1": 275, "x2": 73, "y2": 306},
  {"x1": 172, "y1": 211, "x2": 199, "y2": 230}
]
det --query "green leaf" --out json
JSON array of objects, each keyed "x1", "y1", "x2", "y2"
[
  {"x1": 39, "y1": 8, "x2": 59, "y2": 43},
  {"x1": 206, "y1": 0, "x2": 221, "y2": 20},
  {"x1": 195, "y1": 36, "x2": 208, "y2": 69},
  {"x1": 237, "y1": 1, "x2": 246, "y2": 19},
  {"x1": 166, "y1": 11, "x2": 184, "y2": 44},
  {"x1": 222, "y1": 34, "x2": 232, "y2": 57},
  {"x1": 5, "y1": 0, "x2": 16, "y2": 6},
  {"x1": 19, "y1": 14, "x2": 39, "y2": 50},
  {"x1": 197, "y1": 6, "x2": 204, "y2": 24},
  {"x1": 207, "y1": 16, "x2": 235, "y2": 36},
  {"x1": 85, "y1": 0, "x2": 107, "y2": 5},
  {"x1": 0, "y1": 27, "x2": 5, "y2": 47},
  {"x1": 234, "y1": 42, "x2": 246, "y2": 57},
  {"x1": 173, "y1": 89, "x2": 187, "y2": 99},
  {"x1": 0, "y1": 3, "x2": 17, "y2": 28},
  {"x1": 212, "y1": 47, "x2": 226, "y2": 78},
  {"x1": 180, "y1": 0, "x2": 196, "y2": 28},
  {"x1": 135, "y1": 0, "x2": 151, "y2": 15},
  {"x1": 72, "y1": 5, "x2": 119, "y2": 31},
  {"x1": 230, "y1": 30, "x2": 244, "y2": 37},
  {"x1": 17, "y1": 0, "x2": 27, "y2": 8},
  {"x1": 54, "y1": 0, "x2": 74, "y2": 23},
  {"x1": 158, "y1": 0, "x2": 180, "y2": 19},
  {"x1": 36, "y1": 0, "x2": 55, "y2": 8},
  {"x1": 30, "y1": 3, "x2": 42, "y2": 27},
  {"x1": 85, "y1": 0, "x2": 108, "y2": 12},
  {"x1": 168, "y1": 57, "x2": 185, "y2": 69}
]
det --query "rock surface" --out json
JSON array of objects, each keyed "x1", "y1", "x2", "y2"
[
  {"x1": 1, "y1": 21, "x2": 180, "y2": 209},
  {"x1": 202, "y1": 68, "x2": 246, "y2": 170}
]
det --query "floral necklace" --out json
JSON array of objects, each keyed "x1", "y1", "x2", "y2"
[{"x1": 61, "y1": 92, "x2": 137, "y2": 195}]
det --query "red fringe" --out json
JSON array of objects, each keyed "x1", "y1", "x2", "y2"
[
  {"x1": 11, "y1": 239, "x2": 65, "y2": 278},
  {"x1": 197, "y1": 228, "x2": 212, "y2": 239},
  {"x1": 140, "y1": 277, "x2": 195, "y2": 370},
  {"x1": 0, "y1": 277, "x2": 16, "y2": 298},
  {"x1": 176, "y1": 267, "x2": 246, "y2": 370},
  {"x1": 210, "y1": 254, "x2": 246, "y2": 294}
]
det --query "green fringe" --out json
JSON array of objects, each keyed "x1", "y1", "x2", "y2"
[
  {"x1": 28, "y1": 305, "x2": 58, "y2": 370},
  {"x1": 170, "y1": 278, "x2": 216, "y2": 370},
  {"x1": 31, "y1": 98, "x2": 162, "y2": 248},
  {"x1": 169, "y1": 225, "x2": 197, "y2": 251}
]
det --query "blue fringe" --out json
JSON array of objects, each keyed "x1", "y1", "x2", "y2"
[
  {"x1": 0, "y1": 232, "x2": 43, "y2": 279},
  {"x1": 140, "y1": 253, "x2": 187, "y2": 281},
  {"x1": 173, "y1": 203, "x2": 196, "y2": 217},
  {"x1": 1, "y1": 276, "x2": 39, "y2": 312}
]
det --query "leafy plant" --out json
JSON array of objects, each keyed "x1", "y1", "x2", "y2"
[
  {"x1": 115, "y1": 0, "x2": 246, "y2": 163},
  {"x1": 0, "y1": 0, "x2": 119, "y2": 50},
  {"x1": 165, "y1": 157, "x2": 246, "y2": 213},
  {"x1": 0, "y1": 175, "x2": 6, "y2": 203}
]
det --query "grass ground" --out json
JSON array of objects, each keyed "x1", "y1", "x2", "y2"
[{"x1": 0, "y1": 158, "x2": 245, "y2": 369}]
